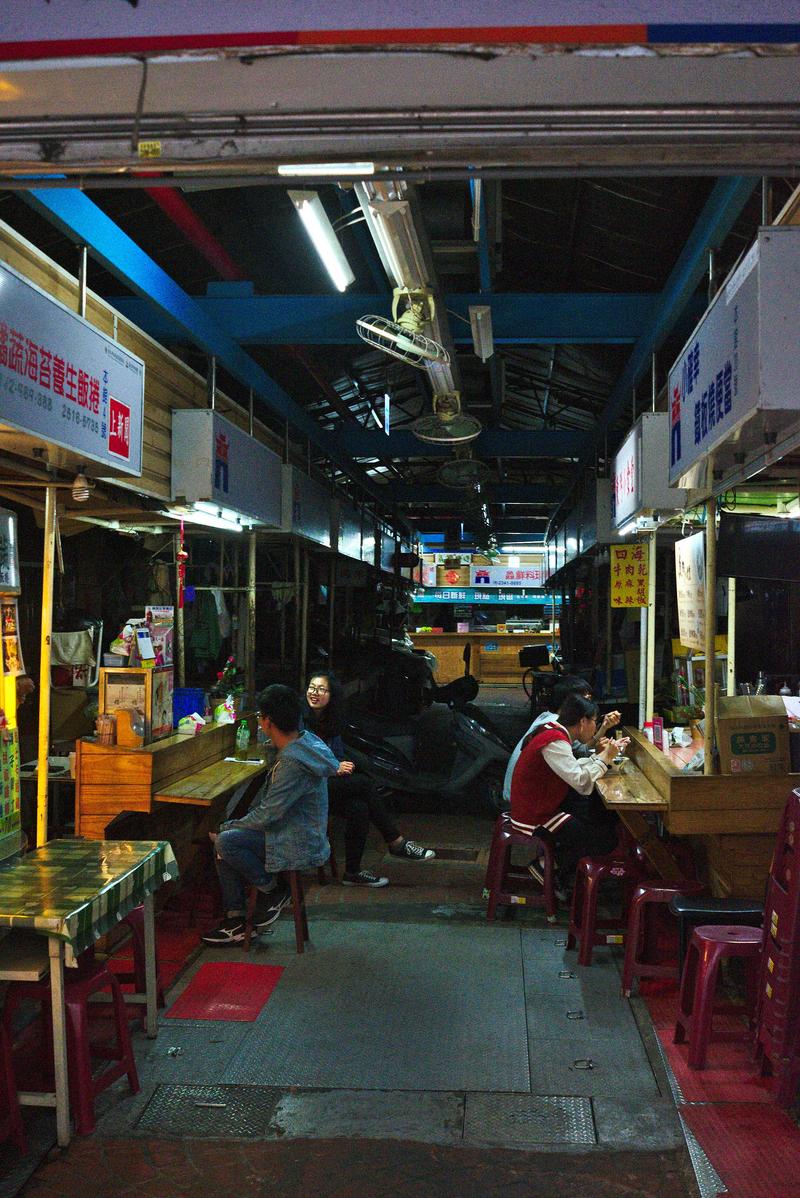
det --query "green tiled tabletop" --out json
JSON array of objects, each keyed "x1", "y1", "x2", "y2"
[{"x1": 0, "y1": 839, "x2": 178, "y2": 965}]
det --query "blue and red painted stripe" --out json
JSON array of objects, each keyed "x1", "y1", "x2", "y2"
[{"x1": 0, "y1": 24, "x2": 798, "y2": 61}]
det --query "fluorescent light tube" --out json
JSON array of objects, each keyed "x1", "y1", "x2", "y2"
[
  {"x1": 163, "y1": 505, "x2": 246, "y2": 533},
  {"x1": 288, "y1": 190, "x2": 355, "y2": 292},
  {"x1": 469, "y1": 305, "x2": 493, "y2": 361},
  {"x1": 279, "y1": 162, "x2": 374, "y2": 177}
]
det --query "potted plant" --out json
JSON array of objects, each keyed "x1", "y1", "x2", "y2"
[{"x1": 212, "y1": 655, "x2": 246, "y2": 717}]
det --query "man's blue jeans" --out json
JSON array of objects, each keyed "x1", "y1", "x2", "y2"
[{"x1": 215, "y1": 828, "x2": 276, "y2": 914}]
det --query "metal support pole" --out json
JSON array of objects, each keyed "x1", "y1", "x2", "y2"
[
  {"x1": 328, "y1": 557, "x2": 337, "y2": 668},
  {"x1": 605, "y1": 585, "x2": 613, "y2": 695},
  {"x1": 645, "y1": 534, "x2": 657, "y2": 721},
  {"x1": 174, "y1": 532, "x2": 186, "y2": 688},
  {"x1": 651, "y1": 352, "x2": 657, "y2": 411},
  {"x1": 246, "y1": 531, "x2": 256, "y2": 702},
  {"x1": 638, "y1": 602, "x2": 648, "y2": 730},
  {"x1": 299, "y1": 548, "x2": 309, "y2": 691},
  {"x1": 77, "y1": 245, "x2": 88, "y2": 319},
  {"x1": 293, "y1": 540, "x2": 301, "y2": 665},
  {"x1": 708, "y1": 248, "x2": 717, "y2": 304},
  {"x1": 207, "y1": 355, "x2": 217, "y2": 409},
  {"x1": 727, "y1": 575, "x2": 736, "y2": 696},
  {"x1": 762, "y1": 177, "x2": 773, "y2": 226},
  {"x1": 704, "y1": 497, "x2": 718, "y2": 775},
  {"x1": 36, "y1": 486, "x2": 56, "y2": 846}
]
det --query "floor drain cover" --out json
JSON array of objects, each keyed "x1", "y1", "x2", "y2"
[
  {"x1": 136, "y1": 1084, "x2": 280, "y2": 1138},
  {"x1": 464, "y1": 1094, "x2": 596, "y2": 1145}
]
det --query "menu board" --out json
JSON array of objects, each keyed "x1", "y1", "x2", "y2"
[
  {"x1": 675, "y1": 532, "x2": 706, "y2": 651},
  {"x1": 610, "y1": 543, "x2": 650, "y2": 608}
]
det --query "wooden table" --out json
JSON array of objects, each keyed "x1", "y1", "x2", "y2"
[
  {"x1": 595, "y1": 761, "x2": 684, "y2": 882},
  {"x1": 0, "y1": 839, "x2": 178, "y2": 1146},
  {"x1": 410, "y1": 631, "x2": 553, "y2": 685}
]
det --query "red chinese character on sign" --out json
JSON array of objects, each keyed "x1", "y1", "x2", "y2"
[
  {"x1": 8, "y1": 329, "x2": 24, "y2": 374},
  {"x1": 88, "y1": 376, "x2": 100, "y2": 414},
  {"x1": 625, "y1": 564, "x2": 635, "y2": 577},
  {"x1": 638, "y1": 564, "x2": 647, "y2": 576},
  {"x1": 39, "y1": 348, "x2": 52, "y2": 389},
  {"x1": 108, "y1": 396, "x2": 131, "y2": 459},
  {"x1": 78, "y1": 370, "x2": 91, "y2": 408},
  {"x1": 52, "y1": 356, "x2": 65, "y2": 396},
  {"x1": 65, "y1": 363, "x2": 77, "y2": 403},
  {"x1": 25, "y1": 340, "x2": 38, "y2": 381},
  {"x1": 0, "y1": 322, "x2": 7, "y2": 367},
  {"x1": 631, "y1": 546, "x2": 644, "y2": 561},
  {"x1": 505, "y1": 570, "x2": 514, "y2": 580}
]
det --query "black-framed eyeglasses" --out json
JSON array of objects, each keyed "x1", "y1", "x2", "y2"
[{"x1": 307, "y1": 685, "x2": 329, "y2": 695}]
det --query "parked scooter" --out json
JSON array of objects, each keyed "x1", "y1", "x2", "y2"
[{"x1": 343, "y1": 640, "x2": 510, "y2": 817}]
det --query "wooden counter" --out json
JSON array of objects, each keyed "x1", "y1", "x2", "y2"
[
  {"x1": 74, "y1": 716, "x2": 264, "y2": 874},
  {"x1": 620, "y1": 727, "x2": 799, "y2": 898},
  {"x1": 410, "y1": 631, "x2": 553, "y2": 685}
]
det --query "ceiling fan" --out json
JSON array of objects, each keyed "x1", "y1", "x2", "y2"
[
  {"x1": 412, "y1": 390, "x2": 482, "y2": 445},
  {"x1": 437, "y1": 449, "x2": 492, "y2": 489},
  {"x1": 356, "y1": 287, "x2": 450, "y2": 369}
]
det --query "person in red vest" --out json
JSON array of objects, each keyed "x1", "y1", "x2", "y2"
[{"x1": 510, "y1": 692, "x2": 629, "y2": 893}]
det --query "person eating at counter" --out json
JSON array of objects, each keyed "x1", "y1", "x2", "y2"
[{"x1": 509, "y1": 693, "x2": 629, "y2": 898}]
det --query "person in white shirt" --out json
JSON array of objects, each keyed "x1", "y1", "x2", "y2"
[{"x1": 502, "y1": 676, "x2": 621, "y2": 805}]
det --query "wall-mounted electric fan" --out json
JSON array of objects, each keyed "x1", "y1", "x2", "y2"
[{"x1": 356, "y1": 288, "x2": 450, "y2": 369}]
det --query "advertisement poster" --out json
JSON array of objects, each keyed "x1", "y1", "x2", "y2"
[
  {"x1": 675, "y1": 532, "x2": 706, "y2": 651},
  {"x1": 610, "y1": 544, "x2": 650, "y2": 608},
  {"x1": 0, "y1": 509, "x2": 20, "y2": 595},
  {"x1": 0, "y1": 729, "x2": 21, "y2": 861},
  {"x1": 471, "y1": 564, "x2": 544, "y2": 587},
  {"x1": 1, "y1": 599, "x2": 24, "y2": 677}
]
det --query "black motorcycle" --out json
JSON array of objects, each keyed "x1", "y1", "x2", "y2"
[{"x1": 343, "y1": 641, "x2": 510, "y2": 817}]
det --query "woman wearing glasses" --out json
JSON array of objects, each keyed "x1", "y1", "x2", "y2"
[{"x1": 304, "y1": 672, "x2": 435, "y2": 887}]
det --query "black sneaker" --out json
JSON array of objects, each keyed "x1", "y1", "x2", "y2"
[
  {"x1": 255, "y1": 886, "x2": 291, "y2": 930},
  {"x1": 389, "y1": 839, "x2": 435, "y2": 861},
  {"x1": 342, "y1": 870, "x2": 389, "y2": 888},
  {"x1": 201, "y1": 919, "x2": 244, "y2": 945}
]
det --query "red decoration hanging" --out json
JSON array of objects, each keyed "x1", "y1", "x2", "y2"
[{"x1": 176, "y1": 518, "x2": 189, "y2": 609}]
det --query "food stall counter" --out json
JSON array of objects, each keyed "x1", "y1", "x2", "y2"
[{"x1": 410, "y1": 631, "x2": 553, "y2": 685}]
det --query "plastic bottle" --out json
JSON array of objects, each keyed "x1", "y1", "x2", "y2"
[
  {"x1": 780, "y1": 681, "x2": 792, "y2": 696},
  {"x1": 235, "y1": 720, "x2": 251, "y2": 756}
]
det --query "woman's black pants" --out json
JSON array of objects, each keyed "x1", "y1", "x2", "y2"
[{"x1": 327, "y1": 774, "x2": 401, "y2": 873}]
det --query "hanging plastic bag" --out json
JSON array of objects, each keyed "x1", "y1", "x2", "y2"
[{"x1": 214, "y1": 695, "x2": 236, "y2": 725}]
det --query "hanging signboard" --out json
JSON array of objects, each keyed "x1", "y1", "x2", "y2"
[
  {"x1": 613, "y1": 413, "x2": 687, "y2": 529},
  {"x1": 471, "y1": 564, "x2": 544, "y2": 587},
  {"x1": 0, "y1": 261, "x2": 144, "y2": 476},
  {"x1": 1, "y1": 599, "x2": 24, "y2": 677},
  {"x1": 0, "y1": 509, "x2": 20, "y2": 595},
  {"x1": 412, "y1": 588, "x2": 549, "y2": 605},
  {"x1": 668, "y1": 228, "x2": 800, "y2": 493},
  {"x1": 675, "y1": 531, "x2": 706, "y2": 651},
  {"x1": 0, "y1": 728, "x2": 21, "y2": 863},
  {"x1": 172, "y1": 410, "x2": 282, "y2": 526},
  {"x1": 610, "y1": 543, "x2": 650, "y2": 608}
]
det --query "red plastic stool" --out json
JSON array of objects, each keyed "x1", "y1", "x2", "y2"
[
  {"x1": 111, "y1": 905, "x2": 165, "y2": 1012},
  {"x1": 567, "y1": 850, "x2": 648, "y2": 967},
  {"x1": 0, "y1": 1021, "x2": 26, "y2": 1154},
  {"x1": 674, "y1": 924, "x2": 762, "y2": 1069},
  {"x1": 4, "y1": 958, "x2": 140, "y2": 1135},
  {"x1": 484, "y1": 813, "x2": 557, "y2": 922},
  {"x1": 621, "y1": 880, "x2": 706, "y2": 997}
]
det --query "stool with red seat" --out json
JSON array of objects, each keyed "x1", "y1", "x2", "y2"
[
  {"x1": 109, "y1": 905, "x2": 165, "y2": 1012},
  {"x1": 484, "y1": 813, "x2": 558, "y2": 922},
  {"x1": 3, "y1": 957, "x2": 140, "y2": 1135},
  {"x1": 621, "y1": 880, "x2": 706, "y2": 997},
  {"x1": 673, "y1": 924, "x2": 762, "y2": 1069},
  {"x1": 566, "y1": 843, "x2": 649, "y2": 967}
]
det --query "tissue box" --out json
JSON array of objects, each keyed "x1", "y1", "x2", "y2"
[
  {"x1": 177, "y1": 713, "x2": 205, "y2": 735},
  {"x1": 715, "y1": 695, "x2": 789, "y2": 775}
]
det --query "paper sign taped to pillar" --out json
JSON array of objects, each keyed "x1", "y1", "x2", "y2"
[
  {"x1": 675, "y1": 532, "x2": 706, "y2": 651},
  {"x1": 610, "y1": 544, "x2": 650, "y2": 608}
]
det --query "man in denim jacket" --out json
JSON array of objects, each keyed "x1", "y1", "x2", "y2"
[{"x1": 202, "y1": 683, "x2": 339, "y2": 945}]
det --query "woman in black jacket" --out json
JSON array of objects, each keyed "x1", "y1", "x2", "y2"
[{"x1": 303, "y1": 671, "x2": 435, "y2": 887}]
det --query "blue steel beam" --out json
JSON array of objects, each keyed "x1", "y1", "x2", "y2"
[
  {"x1": 384, "y1": 483, "x2": 566, "y2": 504},
  {"x1": 105, "y1": 291, "x2": 659, "y2": 346},
  {"x1": 23, "y1": 187, "x2": 382, "y2": 496},
  {"x1": 333, "y1": 428, "x2": 587, "y2": 459}
]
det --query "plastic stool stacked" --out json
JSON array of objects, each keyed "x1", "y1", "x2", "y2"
[{"x1": 567, "y1": 847, "x2": 648, "y2": 967}]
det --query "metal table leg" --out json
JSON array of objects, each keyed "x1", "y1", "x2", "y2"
[
  {"x1": 143, "y1": 892, "x2": 158, "y2": 1038},
  {"x1": 48, "y1": 937, "x2": 71, "y2": 1147}
]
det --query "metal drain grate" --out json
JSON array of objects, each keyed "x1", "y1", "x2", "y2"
[
  {"x1": 136, "y1": 1084, "x2": 280, "y2": 1138},
  {"x1": 464, "y1": 1094, "x2": 596, "y2": 1146},
  {"x1": 385, "y1": 847, "x2": 479, "y2": 862}
]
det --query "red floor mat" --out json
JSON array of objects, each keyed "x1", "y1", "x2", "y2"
[
  {"x1": 164, "y1": 962, "x2": 284, "y2": 1021},
  {"x1": 681, "y1": 1103, "x2": 800, "y2": 1198},
  {"x1": 655, "y1": 1028, "x2": 773, "y2": 1103}
]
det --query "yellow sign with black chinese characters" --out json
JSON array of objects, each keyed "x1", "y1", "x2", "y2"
[{"x1": 610, "y1": 543, "x2": 650, "y2": 608}]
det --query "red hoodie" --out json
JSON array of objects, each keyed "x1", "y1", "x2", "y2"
[{"x1": 509, "y1": 722, "x2": 573, "y2": 836}]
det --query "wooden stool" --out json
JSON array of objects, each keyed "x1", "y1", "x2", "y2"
[
  {"x1": 243, "y1": 871, "x2": 309, "y2": 954},
  {"x1": 674, "y1": 924, "x2": 762, "y2": 1069},
  {"x1": 317, "y1": 822, "x2": 338, "y2": 886}
]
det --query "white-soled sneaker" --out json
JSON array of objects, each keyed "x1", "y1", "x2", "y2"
[
  {"x1": 201, "y1": 919, "x2": 245, "y2": 945},
  {"x1": 342, "y1": 870, "x2": 390, "y2": 888},
  {"x1": 390, "y1": 839, "x2": 436, "y2": 861}
]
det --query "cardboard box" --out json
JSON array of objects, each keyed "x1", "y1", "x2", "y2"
[{"x1": 715, "y1": 695, "x2": 790, "y2": 775}]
